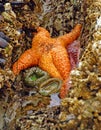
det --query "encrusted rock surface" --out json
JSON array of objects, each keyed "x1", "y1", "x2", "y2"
[
  {"x1": 1, "y1": 0, "x2": 101, "y2": 130},
  {"x1": 61, "y1": 0, "x2": 101, "y2": 129}
]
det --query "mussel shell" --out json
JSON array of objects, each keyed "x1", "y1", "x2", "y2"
[
  {"x1": 39, "y1": 78, "x2": 62, "y2": 96},
  {"x1": 0, "y1": 0, "x2": 9, "y2": 4},
  {"x1": 0, "y1": 58, "x2": 6, "y2": 67},
  {"x1": 22, "y1": 26, "x2": 37, "y2": 37},
  {"x1": 0, "y1": 37, "x2": 8, "y2": 48},
  {"x1": 0, "y1": 3, "x2": 5, "y2": 12},
  {"x1": 24, "y1": 67, "x2": 50, "y2": 87},
  {"x1": 10, "y1": 1, "x2": 27, "y2": 8},
  {"x1": 0, "y1": 32, "x2": 10, "y2": 42},
  {"x1": 27, "y1": 0, "x2": 36, "y2": 10}
]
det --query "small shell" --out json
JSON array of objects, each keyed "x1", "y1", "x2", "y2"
[
  {"x1": 0, "y1": 37, "x2": 9, "y2": 48},
  {"x1": 4, "y1": 3, "x2": 12, "y2": 11}
]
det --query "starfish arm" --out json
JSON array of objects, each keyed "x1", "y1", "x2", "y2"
[
  {"x1": 51, "y1": 46, "x2": 71, "y2": 80},
  {"x1": 12, "y1": 49, "x2": 39, "y2": 75},
  {"x1": 58, "y1": 24, "x2": 82, "y2": 47},
  {"x1": 37, "y1": 27, "x2": 50, "y2": 37},
  {"x1": 32, "y1": 27, "x2": 50, "y2": 47},
  {"x1": 51, "y1": 46, "x2": 71, "y2": 98},
  {"x1": 39, "y1": 52, "x2": 63, "y2": 80},
  {"x1": 60, "y1": 78, "x2": 71, "y2": 98}
]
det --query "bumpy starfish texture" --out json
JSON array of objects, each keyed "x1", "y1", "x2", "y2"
[{"x1": 13, "y1": 24, "x2": 82, "y2": 98}]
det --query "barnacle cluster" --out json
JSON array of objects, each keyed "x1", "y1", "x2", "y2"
[
  {"x1": 61, "y1": 0, "x2": 101, "y2": 129},
  {"x1": 0, "y1": 1, "x2": 39, "y2": 89},
  {"x1": 0, "y1": 3, "x2": 24, "y2": 89},
  {"x1": 40, "y1": 0, "x2": 84, "y2": 37},
  {"x1": 70, "y1": 0, "x2": 101, "y2": 99},
  {"x1": 1, "y1": 0, "x2": 101, "y2": 129}
]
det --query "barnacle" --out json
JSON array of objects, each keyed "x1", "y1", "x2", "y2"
[
  {"x1": 70, "y1": 0, "x2": 101, "y2": 98},
  {"x1": 61, "y1": 0, "x2": 101, "y2": 129},
  {"x1": 1, "y1": 0, "x2": 101, "y2": 129}
]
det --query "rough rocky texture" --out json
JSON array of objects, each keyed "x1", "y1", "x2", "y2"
[
  {"x1": 1, "y1": 0, "x2": 100, "y2": 130},
  {"x1": 70, "y1": 0, "x2": 101, "y2": 100},
  {"x1": 61, "y1": 0, "x2": 101, "y2": 129}
]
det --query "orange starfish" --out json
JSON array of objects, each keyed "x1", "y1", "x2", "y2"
[{"x1": 13, "y1": 24, "x2": 82, "y2": 98}]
